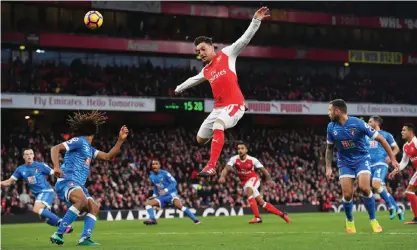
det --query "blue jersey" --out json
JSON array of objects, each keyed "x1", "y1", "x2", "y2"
[
  {"x1": 149, "y1": 170, "x2": 177, "y2": 196},
  {"x1": 61, "y1": 136, "x2": 98, "y2": 185},
  {"x1": 367, "y1": 130, "x2": 396, "y2": 167},
  {"x1": 327, "y1": 116, "x2": 378, "y2": 167},
  {"x1": 11, "y1": 161, "x2": 54, "y2": 194}
]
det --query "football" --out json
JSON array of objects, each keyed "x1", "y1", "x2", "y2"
[{"x1": 84, "y1": 11, "x2": 103, "y2": 30}]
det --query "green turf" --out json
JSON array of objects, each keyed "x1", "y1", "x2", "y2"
[{"x1": 1, "y1": 212, "x2": 416, "y2": 250}]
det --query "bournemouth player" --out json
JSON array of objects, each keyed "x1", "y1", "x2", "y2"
[
  {"x1": 219, "y1": 142, "x2": 291, "y2": 224},
  {"x1": 389, "y1": 123, "x2": 417, "y2": 224},
  {"x1": 174, "y1": 7, "x2": 270, "y2": 177},
  {"x1": 143, "y1": 159, "x2": 200, "y2": 225},
  {"x1": 0, "y1": 149, "x2": 73, "y2": 233},
  {"x1": 325, "y1": 99, "x2": 399, "y2": 233},
  {"x1": 50, "y1": 111, "x2": 129, "y2": 246},
  {"x1": 367, "y1": 116, "x2": 404, "y2": 221}
]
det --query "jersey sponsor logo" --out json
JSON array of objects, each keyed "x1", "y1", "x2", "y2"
[
  {"x1": 208, "y1": 69, "x2": 227, "y2": 83},
  {"x1": 349, "y1": 128, "x2": 357, "y2": 136},
  {"x1": 341, "y1": 140, "x2": 356, "y2": 149},
  {"x1": 237, "y1": 169, "x2": 252, "y2": 175},
  {"x1": 27, "y1": 176, "x2": 37, "y2": 184},
  {"x1": 34, "y1": 168, "x2": 39, "y2": 173}
]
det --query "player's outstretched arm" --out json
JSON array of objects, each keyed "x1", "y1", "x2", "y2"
[
  {"x1": 175, "y1": 70, "x2": 206, "y2": 95},
  {"x1": 223, "y1": 7, "x2": 270, "y2": 57},
  {"x1": 389, "y1": 151, "x2": 410, "y2": 178},
  {"x1": 219, "y1": 165, "x2": 232, "y2": 184},
  {"x1": 0, "y1": 178, "x2": 16, "y2": 187},
  {"x1": 96, "y1": 125, "x2": 129, "y2": 161},
  {"x1": 375, "y1": 134, "x2": 400, "y2": 170}
]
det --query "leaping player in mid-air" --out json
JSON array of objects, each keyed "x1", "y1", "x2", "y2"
[
  {"x1": 50, "y1": 111, "x2": 129, "y2": 246},
  {"x1": 175, "y1": 7, "x2": 270, "y2": 178},
  {"x1": 325, "y1": 99, "x2": 400, "y2": 233},
  {"x1": 389, "y1": 123, "x2": 417, "y2": 224},
  {"x1": 219, "y1": 142, "x2": 291, "y2": 224},
  {"x1": 367, "y1": 116, "x2": 404, "y2": 221}
]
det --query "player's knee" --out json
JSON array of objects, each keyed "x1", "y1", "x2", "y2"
[
  {"x1": 73, "y1": 197, "x2": 88, "y2": 211},
  {"x1": 89, "y1": 202, "x2": 100, "y2": 216},
  {"x1": 212, "y1": 121, "x2": 225, "y2": 131},
  {"x1": 360, "y1": 187, "x2": 372, "y2": 196},
  {"x1": 196, "y1": 136, "x2": 209, "y2": 145},
  {"x1": 343, "y1": 194, "x2": 353, "y2": 201},
  {"x1": 372, "y1": 181, "x2": 381, "y2": 190}
]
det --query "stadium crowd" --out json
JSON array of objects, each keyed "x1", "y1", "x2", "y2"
[
  {"x1": 1, "y1": 125, "x2": 413, "y2": 215},
  {"x1": 2, "y1": 60, "x2": 417, "y2": 104}
]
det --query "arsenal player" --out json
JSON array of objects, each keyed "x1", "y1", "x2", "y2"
[
  {"x1": 218, "y1": 142, "x2": 291, "y2": 224},
  {"x1": 174, "y1": 7, "x2": 270, "y2": 177},
  {"x1": 389, "y1": 123, "x2": 417, "y2": 224}
]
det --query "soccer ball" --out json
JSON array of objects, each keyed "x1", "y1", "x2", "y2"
[{"x1": 84, "y1": 11, "x2": 103, "y2": 30}]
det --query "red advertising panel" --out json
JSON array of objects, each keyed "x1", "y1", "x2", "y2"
[{"x1": 2, "y1": 32, "x2": 348, "y2": 62}]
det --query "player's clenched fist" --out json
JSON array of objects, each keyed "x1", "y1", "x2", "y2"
[
  {"x1": 54, "y1": 167, "x2": 64, "y2": 178},
  {"x1": 218, "y1": 176, "x2": 226, "y2": 184},
  {"x1": 119, "y1": 125, "x2": 129, "y2": 140}
]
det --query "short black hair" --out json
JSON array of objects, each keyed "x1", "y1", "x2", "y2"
[
  {"x1": 236, "y1": 141, "x2": 248, "y2": 149},
  {"x1": 194, "y1": 36, "x2": 212, "y2": 46},
  {"x1": 370, "y1": 115, "x2": 383, "y2": 125},
  {"x1": 67, "y1": 111, "x2": 107, "y2": 136},
  {"x1": 404, "y1": 123, "x2": 416, "y2": 134},
  {"x1": 151, "y1": 159, "x2": 161, "y2": 164},
  {"x1": 330, "y1": 99, "x2": 347, "y2": 113}
]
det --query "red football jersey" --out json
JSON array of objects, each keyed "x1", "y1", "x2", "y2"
[
  {"x1": 175, "y1": 19, "x2": 262, "y2": 109},
  {"x1": 227, "y1": 155, "x2": 264, "y2": 185},
  {"x1": 403, "y1": 136, "x2": 417, "y2": 169}
]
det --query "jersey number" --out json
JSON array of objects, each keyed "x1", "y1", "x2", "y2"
[{"x1": 67, "y1": 138, "x2": 79, "y2": 144}]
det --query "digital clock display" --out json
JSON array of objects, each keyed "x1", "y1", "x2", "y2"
[{"x1": 156, "y1": 99, "x2": 205, "y2": 112}]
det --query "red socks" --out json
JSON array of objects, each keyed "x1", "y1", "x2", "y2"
[
  {"x1": 406, "y1": 192, "x2": 417, "y2": 217},
  {"x1": 248, "y1": 197, "x2": 260, "y2": 218},
  {"x1": 263, "y1": 202, "x2": 284, "y2": 217},
  {"x1": 208, "y1": 129, "x2": 225, "y2": 165}
]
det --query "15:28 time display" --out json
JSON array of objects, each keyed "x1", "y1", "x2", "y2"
[{"x1": 156, "y1": 99, "x2": 205, "y2": 112}]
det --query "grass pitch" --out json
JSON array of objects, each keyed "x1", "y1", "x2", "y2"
[{"x1": 1, "y1": 212, "x2": 415, "y2": 250}]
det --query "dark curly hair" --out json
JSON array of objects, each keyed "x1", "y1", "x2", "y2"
[{"x1": 67, "y1": 110, "x2": 107, "y2": 136}]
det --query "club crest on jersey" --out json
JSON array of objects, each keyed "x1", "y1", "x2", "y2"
[
  {"x1": 34, "y1": 168, "x2": 38, "y2": 173},
  {"x1": 350, "y1": 128, "x2": 357, "y2": 136}
]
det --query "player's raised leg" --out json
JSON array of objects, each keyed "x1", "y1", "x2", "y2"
[
  {"x1": 254, "y1": 194, "x2": 290, "y2": 224},
  {"x1": 371, "y1": 167, "x2": 403, "y2": 220},
  {"x1": 357, "y1": 171, "x2": 382, "y2": 232},
  {"x1": 33, "y1": 192, "x2": 73, "y2": 233},
  {"x1": 78, "y1": 197, "x2": 100, "y2": 246},
  {"x1": 339, "y1": 175, "x2": 356, "y2": 233},
  {"x1": 199, "y1": 105, "x2": 245, "y2": 177},
  {"x1": 173, "y1": 199, "x2": 200, "y2": 224},
  {"x1": 50, "y1": 187, "x2": 88, "y2": 245}
]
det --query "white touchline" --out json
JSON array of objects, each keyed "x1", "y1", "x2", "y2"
[{"x1": 100, "y1": 231, "x2": 417, "y2": 236}]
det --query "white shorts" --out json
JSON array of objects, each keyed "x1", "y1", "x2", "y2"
[
  {"x1": 243, "y1": 177, "x2": 261, "y2": 197},
  {"x1": 197, "y1": 104, "x2": 245, "y2": 139}
]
